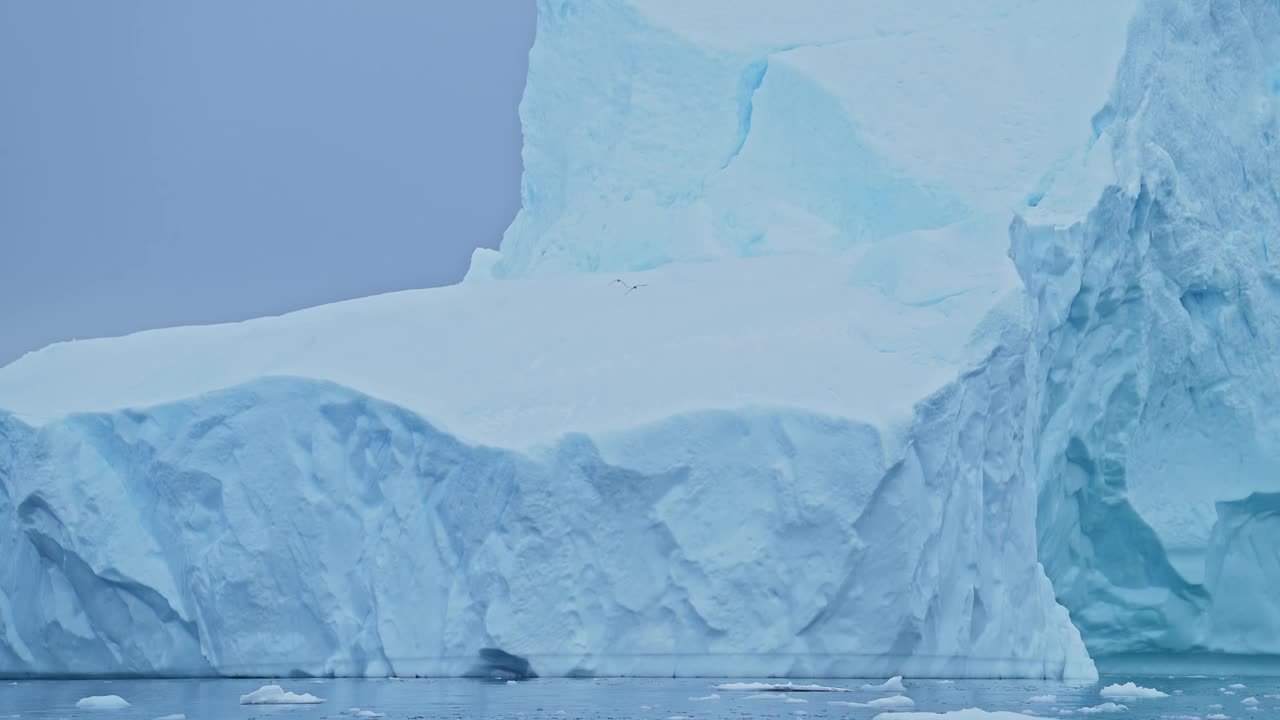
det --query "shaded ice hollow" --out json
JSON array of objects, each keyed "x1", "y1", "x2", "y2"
[{"x1": 2, "y1": 0, "x2": 1280, "y2": 679}]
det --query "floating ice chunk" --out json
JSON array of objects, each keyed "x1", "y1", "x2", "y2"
[
  {"x1": 1229, "y1": 685, "x2": 1246, "y2": 690},
  {"x1": 831, "y1": 701, "x2": 867, "y2": 707},
  {"x1": 1100, "y1": 684, "x2": 1168, "y2": 699},
  {"x1": 863, "y1": 677, "x2": 908, "y2": 692},
  {"x1": 718, "y1": 682, "x2": 849, "y2": 692},
  {"x1": 355, "y1": 712, "x2": 384, "y2": 719},
  {"x1": 640, "y1": 706, "x2": 652, "y2": 711},
  {"x1": 1079, "y1": 703, "x2": 1127, "y2": 714},
  {"x1": 690, "y1": 694, "x2": 720, "y2": 701},
  {"x1": 154, "y1": 714, "x2": 186, "y2": 720},
  {"x1": 668, "y1": 716, "x2": 691, "y2": 720},
  {"x1": 873, "y1": 709, "x2": 1047, "y2": 720},
  {"x1": 507, "y1": 681, "x2": 518, "y2": 685},
  {"x1": 869, "y1": 696, "x2": 916, "y2": 709},
  {"x1": 1161, "y1": 715, "x2": 1201, "y2": 720},
  {"x1": 76, "y1": 696, "x2": 130, "y2": 710},
  {"x1": 1031, "y1": 696, "x2": 1058, "y2": 703},
  {"x1": 1208, "y1": 715, "x2": 1230, "y2": 720},
  {"x1": 1241, "y1": 699, "x2": 1258, "y2": 707},
  {"x1": 239, "y1": 685, "x2": 325, "y2": 705}
]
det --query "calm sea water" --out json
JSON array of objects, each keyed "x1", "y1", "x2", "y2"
[{"x1": 2, "y1": 676, "x2": 1277, "y2": 720}]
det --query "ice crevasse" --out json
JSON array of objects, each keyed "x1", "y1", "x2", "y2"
[{"x1": 2, "y1": 0, "x2": 1279, "y2": 678}]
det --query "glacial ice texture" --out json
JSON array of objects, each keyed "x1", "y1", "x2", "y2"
[{"x1": 1, "y1": 0, "x2": 1279, "y2": 679}]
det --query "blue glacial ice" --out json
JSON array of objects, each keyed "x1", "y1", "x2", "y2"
[{"x1": 2, "y1": 0, "x2": 1280, "y2": 678}]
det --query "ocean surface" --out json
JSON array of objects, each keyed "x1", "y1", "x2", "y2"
[{"x1": 2, "y1": 675, "x2": 1277, "y2": 720}]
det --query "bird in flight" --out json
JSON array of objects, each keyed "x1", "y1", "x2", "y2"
[{"x1": 610, "y1": 278, "x2": 648, "y2": 294}]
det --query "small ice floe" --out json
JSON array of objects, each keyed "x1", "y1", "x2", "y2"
[
  {"x1": 689, "y1": 694, "x2": 720, "y2": 702},
  {"x1": 347, "y1": 709, "x2": 384, "y2": 719},
  {"x1": 239, "y1": 685, "x2": 325, "y2": 705},
  {"x1": 862, "y1": 677, "x2": 908, "y2": 692},
  {"x1": 1160, "y1": 715, "x2": 1201, "y2": 720},
  {"x1": 828, "y1": 695, "x2": 915, "y2": 710},
  {"x1": 667, "y1": 716, "x2": 691, "y2": 720},
  {"x1": 1173, "y1": 691, "x2": 1185, "y2": 696},
  {"x1": 1222, "y1": 691, "x2": 1236, "y2": 696},
  {"x1": 1207, "y1": 715, "x2": 1230, "y2": 720},
  {"x1": 1264, "y1": 695, "x2": 1280, "y2": 700},
  {"x1": 1030, "y1": 696, "x2": 1058, "y2": 703},
  {"x1": 554, "y1": 711, "x2": 567, "y2": 716},
  {"x1": 507, "y1": 680, "x2": 518, "y2": 685},
  {"x1": 794, "y1": 711, "x2": 808, "y2": 716},
  {"x1": 154, "y1": 714, "x2": 186, "y2": 720},
  {"x1": 1078, "y1": 703, "x2": 1127, "y2": 714},
  {"x1": 877, "y1": 710, "x2": 1060, "y2": 720},
  {"x1": 1241, "y1": 699, "x2": 1258, "y2": 707},
  {"x1": 1100, "y1": 683, "x2": 1168, "y2": 699},
  {"x1": 717, "y1": 681, "x2": 849, "y2": 692},
  {"x1": 1229, "y1": 685, "x2": 1246, "y2": 690},
  {"x1": 748, "y1": 693, "x2": 803, "y2": 702},
  {"x1": 76, "y1": 696, "x2": 130, "y2": 710},
  {"x1": 1058, "y1": 710, "x2": 1076, "y2": 716},
  {"x1": 640, "y1": 706, "x2": 653, "y2": 711},
  {"x1": 870, "y1": 696, "x2": 916, "y2": 709}
]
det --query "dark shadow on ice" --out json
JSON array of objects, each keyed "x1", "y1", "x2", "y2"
[{"x1": 464, "y1": 648, "x2": 537, "y2": 680}]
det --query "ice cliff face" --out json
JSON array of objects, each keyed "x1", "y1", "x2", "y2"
[
  {"x1": 0, "y1": 0, "x2": 1276, "y2": 679},
  {"x1": 0, "y1": 369, "x2": 1087, "y2": 678},
  {"x1": 1016, "y1": 0, "x2": 1280, "y2": 664}
]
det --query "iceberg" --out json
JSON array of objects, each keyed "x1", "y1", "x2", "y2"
[
  {"x1": 863, "y1": 677, "x2": 908, "y2": 693},
  {"x1": 239, "y1": 685, "x2": 325, "y2": 705},
  {"x1": 1, "y1": 0, "x2": 1279, "y2": 679},
  {"x1": 1100, "y1": 684, "x2": 1168, "y2": 700},
  {"x1": 75, "y1": 696, "x2": 130, "y2": 710}
]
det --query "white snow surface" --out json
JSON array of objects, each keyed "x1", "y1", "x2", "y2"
[
  {"x1": 2, "y1": 0, "x2": 1279, "y2": 681},
  {"x1": 1079, "y1": 704, "x2": 1128, "y2": 714},
  {"x1": 1100, "y1": 684, "x2": 1168, "y2": 699},
  {"x1": 238, "y1": 685, "x2": 325, "y2": 705},
  {"x1": 75, "y1": 696, "x2": 130, "y2": 710},
  {"x1": 863, "y1": 677, "x2": 908, "y2": 692}
]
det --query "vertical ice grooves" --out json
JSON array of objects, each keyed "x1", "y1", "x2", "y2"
[{"x1": 721, "y1": 59, "x2": 768, "y2": 170}]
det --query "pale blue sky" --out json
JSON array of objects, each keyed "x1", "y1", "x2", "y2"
[{"x1": 0, "y1": 1, "x2": 535, "y2": 365}]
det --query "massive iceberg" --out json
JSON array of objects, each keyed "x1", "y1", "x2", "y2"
[{"x1": 1, "y1": 0, "x2": 1277, "y2": 678}]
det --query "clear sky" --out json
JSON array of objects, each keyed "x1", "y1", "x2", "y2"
[{"x1": 0, "y1": 1, "x2": 535, "y2": 366}]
